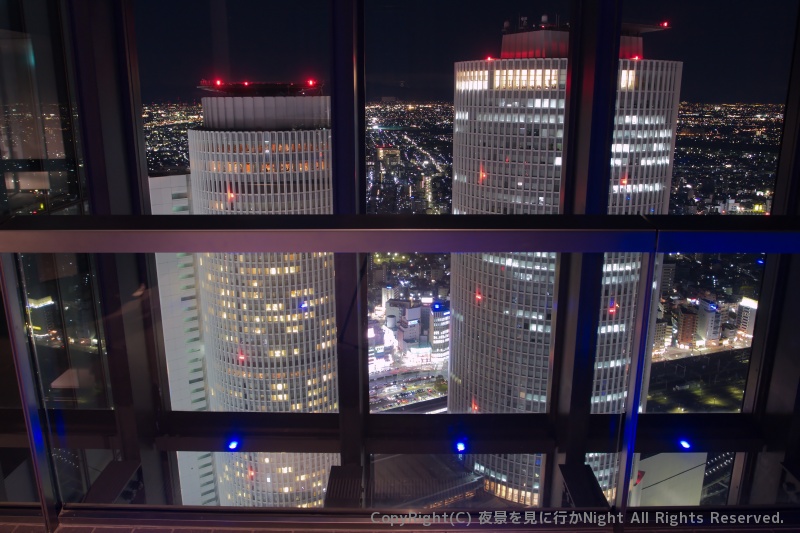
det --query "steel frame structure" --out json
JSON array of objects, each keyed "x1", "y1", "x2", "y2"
[{"x1": 0, "y1": 0, "x2": 799, "y2": 531}]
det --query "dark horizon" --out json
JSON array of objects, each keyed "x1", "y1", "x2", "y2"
[{"x1": 135, "y1": 0, "x2": 798, "y2": 105}]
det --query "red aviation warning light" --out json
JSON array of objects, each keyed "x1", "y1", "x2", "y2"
[
  {"x1": 215, "y1": 79, "x2": 222, "y2": 86},
  {"x1": 471, "y1": 397, "x2": 479, "y2": 412},
  {"x1": 248, "y1": 467, "x2": 255, "y2": 479},
  {"x1": 308, "y1": 79, "x2": 316, "y2": 86},
  {"x1": 475, "y1": 291, "x2": 483, "y2": 301},
  {"x1": 660, "y1": 21, "x2": 669, "y2": 28},
  {"x1": 632, "y1": 55, "x2": 641, "y2": 61},
  {"x1": 244, "y1": 81, "x2": 249, "y2": 86},
  {"x1": 486, "y1": 56, "x2": 493, "y2": 61}
]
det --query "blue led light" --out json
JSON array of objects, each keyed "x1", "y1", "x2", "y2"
[
  {"x1": 228, "y1": 440, "x2": 239, "y2": 450},
  {"x1": 756, "y1": 259, "x2": 765, "y2": 265},
  {"x1": 679, "y1": 440, "x2": 691, "y2": 449},
  {"x1": 456, "y1": 441, "x2": 466, "y2": 453}
]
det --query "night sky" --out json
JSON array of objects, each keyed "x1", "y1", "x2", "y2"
[{"x1": 134, "y1": 0, "x2": 798, "y2": 104}]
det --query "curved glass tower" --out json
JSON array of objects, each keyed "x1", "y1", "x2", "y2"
[
  {"x1": 188, "y1": 86, "x2": 339, "y2": 507},
  {"x1": 449, "y1": 24, "x2": 682, "y2": 504}
]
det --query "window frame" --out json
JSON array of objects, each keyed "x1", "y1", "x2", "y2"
[{"x1": 0, "y1": 0, "x2": 799, "y2": 530}]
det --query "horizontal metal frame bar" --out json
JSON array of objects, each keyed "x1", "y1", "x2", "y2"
[
  {"x1": 2, "y1": 409, "x2": 787, "y2": 455},
  {"x1": 154, "y1": 411, "x2": 341, "y2": 453},
  {"x1": 1, "y1": 215, "x2": 799, "y2": 253}
]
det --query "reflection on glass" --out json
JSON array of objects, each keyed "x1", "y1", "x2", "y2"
[
  {"x1": 18, "y1": 253, "x2": 110, "y2": 409},
  {"x1": 0, "y1": 3, "x2": 81, "y2": 215},
  {"x1": 0, "y1": 448, "x2": 38, "y2": 502},
  {"x1": 629, "y1": 452, "x2": 735, "y2": 507},
  {"x1": 368, "y1": 454, "x2": 536, "y2": 508},
  {"x1": 646, "y1": 253, "x2": 765, "y2": 414},
  {"x1": 585, "y1": 452, "x2": 619, "y2": 504},
  {"x1": 217, "y1": 452, "x2": 337, "y2": 507}
]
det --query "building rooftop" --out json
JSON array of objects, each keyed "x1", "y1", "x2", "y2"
[{"x1": 198, "y1": 79, "x2": 324, "y2": 96}]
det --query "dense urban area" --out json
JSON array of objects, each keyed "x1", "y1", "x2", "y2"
[{"x1": 143, "y1": 99, "x2": 775, "y2": 438}]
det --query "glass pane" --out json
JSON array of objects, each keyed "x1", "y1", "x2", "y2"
[
  {"x1": 17, "y1": 253, "x2": 110, "y2": 409},
  {"x1": 449, "y1": 251, "x2": 558, "y2": 414},
  {"x1": 366, "y1": 1, "x2": 571, "y2": 216},
  {"x1": 368, "y1": 454, "x2": 543, "y2": 509},
  {"x1": 154, "y1": 251, "x2": 338, "y2": 413},
  {"x1": 49, "y1": 446, "x2": 339, "y2": 507},
  {"x1": 134, "y1": 0, "x2": 333, "y2": 178},
  {"x1": 368, "y1": 252, "x2": 449, "y2": 413},
  {"x1": 0, "y1": 0, "x2": 82, "y2": 215},
  {"x1": 0, "y1": 448, "x2": 39, "y2": 502},
  {"x1": 366, "y1": 105, "x2": 453, "y2": 215},
  {"x1": 645, "y1": 252, "x2": 766, "y2": 413},
  {"x1": 748, "y1": 452, "x2": 800, "y2": 506},
  {"x1": 628, "y1": 452, "x2": 736, "y2": 507},
  {"x1": 202, "y1": 451, "x2": 338, "y2": 507},
  {"x1": 621, "y1": 1, "x2": 798, "y2": 216},
  {"x1": 585, "y1": 452, "x2": 621, "y2": 505}
]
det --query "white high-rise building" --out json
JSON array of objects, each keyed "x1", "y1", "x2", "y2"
[
  {"x1": 736, "y1": 297, "x2": 758, "y2": 338},
  {"x1": 449, "y1": 22, "x2": 682, "y2": 504},
  {"x1": 154, "y1": 82, "x2": 339, "y2": 507},
  {"x1": 697, "y1": 299, "x2": 722, "y2": 343},
  {"x1": 430, "y1": 301, "x2": 451, "y2": 367}
]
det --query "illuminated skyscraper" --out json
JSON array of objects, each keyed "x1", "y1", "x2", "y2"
[
  {"x1": 429, "y1": 301, "x2": 451, "y2": 368},
  {"x1": 449, "y1": 21, "x2": 682, "y2": 503},
  {"x1": 153, "y1": 81, "x2": 339, "y2": 507}
]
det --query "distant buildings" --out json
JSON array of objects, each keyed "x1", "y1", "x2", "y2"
[
  {"x1": 677, "y1": 305, "x2": 699, "y2": 347},
  {"x1": 375, "y1": 145, "x2": 401, "y2": 187}
]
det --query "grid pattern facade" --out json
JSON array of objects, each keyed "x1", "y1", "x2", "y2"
[
  {"x1": 188, "y1": 129, "x2": 332, "y2": 214},
  {"x1": 449, "y1": 55, "x2": 681, "y2": 502},
  {"x1": 430, "y1": 303, "x2": 451, "y2": 364},
  {"x1": 188, "y1": 97, "x2": 339, "y2": 507},
  {"x1": 220, "y1": 452, "x2": 336, "y2": 507}
]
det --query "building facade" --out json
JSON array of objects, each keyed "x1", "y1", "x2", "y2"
[
  {"x1": 153, "y1": 85, "x2": 340, "y2": 507},
  {"x1": 697, "y1": 298, "x2": 722, "y2": 343},
  {"x1": 736, "y1": 297, "x2": 758, "y2": 338},
  {"x1": 430, "y1": 301, "x2": 451, "y2": 367},
  {"x1": 449, "y1": 23, "x2": 682, "y2": 503}
]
